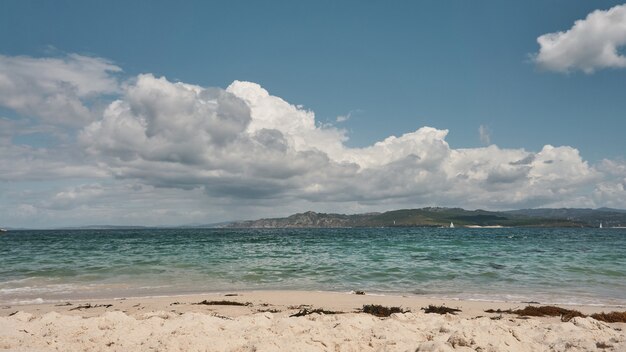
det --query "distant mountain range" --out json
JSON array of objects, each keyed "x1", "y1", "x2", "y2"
[
  {"x1": 3, "y1": 208, "x2": 625, "y2": 230},
  {"x1": 224, "y1": 207, "x2": 626, "y2": 228}
]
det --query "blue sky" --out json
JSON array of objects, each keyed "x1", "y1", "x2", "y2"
[
  {"x1": 1, "y1": 1, "x2": 626, "y2": 227},
  {"x1": 3, "y1": 0, "x2": 625, "y2": 159}
]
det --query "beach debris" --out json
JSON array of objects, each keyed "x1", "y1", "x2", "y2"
[
  {"x1": 590, "y1": 311, "x2": 626, "y2": 323},
  {"x1": 484, "y1": 308, "x2": 509, "y2": 314},
  {"x1": 484, "y1": 305, "x2": 626, "y2": 323},
  {"x1": 212, "y1": 313, "x2": 233, "y2": 320},
  {"x1": 421, "y1": 305, "x2": 461, "y2": 315},
  {"x1": 361, "y1": 304, "x2": 408, "y2": 317},
  {"x1": 596, "y1": 342, "x2": 613, "y2": 349},
  {"x1": 8, "y1": 311, "x2": 18, "y2": 317},
  {"x1": 55, "y1": 302, "x2": 72, "y2": 306},
  {"x1": 69, "y1": 304, "x2": 113, "y2": 311},
  {"x1": 484, "y1": 306, "x2": 584, "y2": 321},
  {"x1": 288, "y1": 304, "x2": 312, "y2": 310},
  {"x1": 224, "y1": 293, "x2": 238, "y2": 297},
  {"x1": 258, "y1": 308, "x2": 281, "y2": 313},
  {"x1": 193, "y1": 300, "x2": 251, "y2": 306},
  {"x1": 519, "y1": 306, "x2": 585, "y2": 321},
  {"x1": 354, "y1": 290, "x2": 365, "y2": 295},
  {"x1": 169, "y1": 302, "x2": 181, "y2": 306},
  {"x1": 290, "y1": 308, "x2": 341, "y2": 317}
]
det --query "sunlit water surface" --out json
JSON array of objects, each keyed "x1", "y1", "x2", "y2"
[{"x1": 1, "y1": 228, "x2": 625, "y2": 305}]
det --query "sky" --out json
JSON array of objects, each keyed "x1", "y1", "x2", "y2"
[{"x1": 1, "y1": 0, "x2": 626, "y2": 227}]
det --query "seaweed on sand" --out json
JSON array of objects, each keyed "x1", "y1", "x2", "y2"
[
  {"x1": 193, "y1": 300, "x2": 251, "y2": 306},
  {"x1": 289, "y1": 308, "x2": 341, "y2": 317},
  {"x1": 69, "y1": 303, "x2": 113, "y2": 311},
  {"x1": 258, "y1": 308, "x2": 282, "y2": 313},
  {"x1": 421, "y1": 305, "x2": 461, "y2": 315},
  {"x1": 486, "y1": 306, "x2": 626, "y2": 323},
  {"x1": 485, "y1": 306, "x2": 585, "y2": 322},
  {"x1": 590, "y1": 311, "x2": 626, "y2": 323},
  {"x1": 288, "y1": 304, "x2": 311, "y2": 309},
  {"x1": 596, "y1": 342, "x2": 613, "y2": 349},
  {"x1": 361, "y1": 304, "x2": 408, "y2": 317}
]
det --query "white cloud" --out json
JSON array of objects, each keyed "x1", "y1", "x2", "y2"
[
  {"x1": 534, "y1": 4, "x2": 626, "y2": 73},
  {"x1": 593, "y1": 159, "x2": 626, "y2": 207},
  {"x1": 478, "y1": 125, "x2": 490, "y2": 145},
  {"x1": 1, "y1": 181, "x2": 228, "y2": 227},
  {"x1": 0, "y1": 53, "x2": 624, "y2": 227},
  {"x1": 0, "y1": 143, "x2": 107, "y2": 182},
  {"x1": 336, "y1": 110, "x2": 359, "y2": 123},
  {"x1": 41, "y1": 184, "x2": 106, "y2": 210},
  {"x1": 78, "y1": 74, "x2": 603, "y2": 210},
  {"x1": 0, "y1": 54, "x2": 121, "y2": 125}
]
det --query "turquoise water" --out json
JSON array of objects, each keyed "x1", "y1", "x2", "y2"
[{"x1": 1, "y1": 228, "x2": 625, "y2": 305}]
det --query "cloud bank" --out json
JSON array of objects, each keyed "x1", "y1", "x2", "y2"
[
  {"x1": 534, "y1": 4, "x2": 626, "y2": 73},
  {"x1": 76, "y1": 74, "x2": 599, "y2": 209},
  {"x1": 0, "y1": 54, "x2": 121, "y2": 125},
  {"x1": 0, "y1": 53, "x2": 624, "y2": 226}
]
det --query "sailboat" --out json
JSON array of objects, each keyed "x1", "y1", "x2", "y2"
[
  {"x1": 599, "y1": 222, "x2": 603, "y2": 229},
  {"x1": 449, "y1": 222, "x2": 455, "y2": 228}
]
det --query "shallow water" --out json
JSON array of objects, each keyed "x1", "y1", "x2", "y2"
[{"x1": 1, "y1": 228, "x2": 625, "y2": 305}]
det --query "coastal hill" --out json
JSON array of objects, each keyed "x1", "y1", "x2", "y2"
[{"x1": 225, "y1": 207, "x2": 626, "y2": 228}]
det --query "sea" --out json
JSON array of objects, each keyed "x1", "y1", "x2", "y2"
[{"x1": 1, "y1": 228, "x2": 625, "y2": 306}]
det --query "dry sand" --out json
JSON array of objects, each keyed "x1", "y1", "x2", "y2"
[{"x1": 1, "y1": 290, "x2": 624, "y2": 351}]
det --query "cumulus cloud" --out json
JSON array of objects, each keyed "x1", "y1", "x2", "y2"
[
  {"x1": 534, "y1": 4, "x2": 626, "y2": 73},
  {"x1": 593, "y1": 159, "x2": 626, "y2": 207},
  {"x1": 1, "y1": 52, "x2": 625, "y2": 227},
  {"x1": 0, "y1": 54, "x2": 121, "y2": 125},
  {"x1": 77, "y1": 74, "x2": 602, "y2": 210}
]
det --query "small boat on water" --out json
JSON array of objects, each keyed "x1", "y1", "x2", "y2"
[
  {"x1": 599, "y1": 222, "x2": 603, "y2": 229},
  {"x1": 449, "y1": 222, "x2": 455, "y2": 228},
  {"x1": 0, "y1": 228, "x2": 7, "y2": 233}
]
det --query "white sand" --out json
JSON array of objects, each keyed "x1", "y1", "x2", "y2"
[{"x1": 1, "y1": 291, "x2": 625, "y2": 351}]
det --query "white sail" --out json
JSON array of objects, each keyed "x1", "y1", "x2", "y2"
[{"x1": 450, "y1": 222, "x2": 454, "y2": 228}]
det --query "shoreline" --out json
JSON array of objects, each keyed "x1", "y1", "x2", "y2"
[
  {"x1": 3, "y1": 290, "x2": 625, "y2": 318},
  {"x1": 4, "y1": 287, "x2": 626, "y2": 309},
  {"x1": 2, "y1": 290, "x2": 625, "y2": 351}
]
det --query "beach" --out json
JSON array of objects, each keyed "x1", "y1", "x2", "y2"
[
  {"x1": 2, "y1": 228, "x2": 626, "y2": 350},
  {"x1": 3, "y1": 0, "x2": 626, "y2": 350},
  {"x1": 1, "y1": 290, "x2": 625, "y2": 351}
]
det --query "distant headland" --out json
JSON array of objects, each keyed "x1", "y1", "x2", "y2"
[{"x1": 224, "y1": 207, "x2": 626, "y2": 229}]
